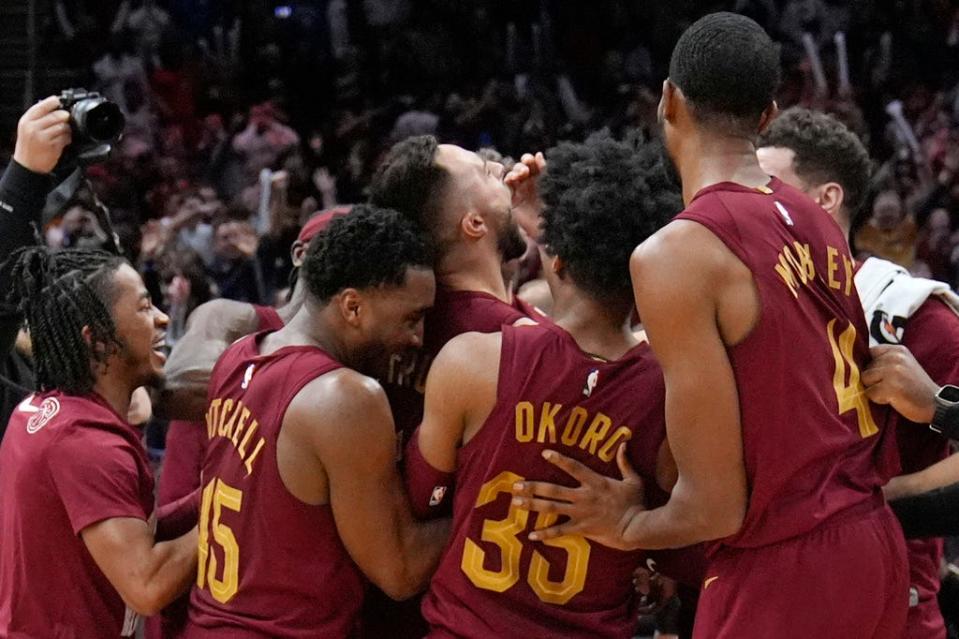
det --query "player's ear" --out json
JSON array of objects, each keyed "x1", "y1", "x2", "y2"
[
  {"x1": 460, "y1": 209, "x2": 487, "y2": 241},
  {"x1": 338, "y1": 289, "x2": 363, "y2": 326},
  {"x1": 757, "y1": 101, "x2": 779, "y2": 134},
  {"x1": 659, "y1": 79, "x2": 677, "y2": 125},
  {"x1": 290, "y1": 240, "x2": 306, "y2": 268},
  {"x1": 551, "y1": 254, "x2": 567, "y2": 278},
  {"x1": 817, "y1": 181, "x2": 845, "y2": 220}
]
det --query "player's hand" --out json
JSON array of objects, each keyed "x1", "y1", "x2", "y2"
[
  {"x1": 862, "y1": 344, "x2": 938, "y2": 424},
  {"x1": 504, "y1": 151, "x2": 545, "y2": 241},
  {"x1": 13, "y1": 96, "x2": 72, "y2": 174},
  {"x1": 510, "y1": 443, "x2": 646, "y2": 551}
]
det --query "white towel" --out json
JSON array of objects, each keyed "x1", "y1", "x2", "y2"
[{"x1": 854, "y1": 257, "x2": 959, "y2": 346}]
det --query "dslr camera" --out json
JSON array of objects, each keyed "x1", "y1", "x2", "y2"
[{"x1": 59, "y1": 88, "x2": 125, "y2": 162}]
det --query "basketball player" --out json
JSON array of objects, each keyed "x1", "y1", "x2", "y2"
[
  {"x1": 147, "y1": 206, "x2": 349, "y2": 639},
  {"x1": 406, "y1": 135, "x2": 683, "y2": 638},
  {"x1": 370, "y1": 136, "x2": 542, "y2": 441},
  {"x1": 758, "y1": 107, "x2": 959, "y2": 639},
  {"x1": 183, "y1": 205, "x2": 448, "y2": 637},
  {"x1": 0, "y1": 247, "x2": 197, "y2": 637},
  {"x1": 511, "y1": 13, "x2": 907, "y2": 637},
  {"x1": 364, "y1": 137, "x2": 543, "y2": 638}
]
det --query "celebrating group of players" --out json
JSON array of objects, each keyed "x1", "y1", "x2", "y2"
[{"x1": 2, "y1": 11, "x2": 958, "y2": 639}]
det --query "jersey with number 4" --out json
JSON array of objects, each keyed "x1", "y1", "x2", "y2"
[
  {"x1": 422, "y1": 322, "x2": 669, "y2": 639},
  {"x1": 184, "y1": 332, "x2": 364, "y2": 638},
  {"x1": 676, "y1": 178, "x2": 899, "y2": 552}
]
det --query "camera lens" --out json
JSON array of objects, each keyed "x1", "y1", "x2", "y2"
[{"x1": 72, "y1": 98, "x2": 125, "y2": 143}]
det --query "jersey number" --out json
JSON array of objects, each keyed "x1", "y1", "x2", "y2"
[
  {"x1": 197, "y1": 476, "x2": 243, "y2": 603},
  {"x1": 827, "y1": 319, "x2": 879, "y2": 438},
  {"x1": 461, "y1": 471, "x2": 591, "y2": 605}
]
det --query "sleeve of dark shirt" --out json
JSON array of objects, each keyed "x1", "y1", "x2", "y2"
[
  {"x1": 890, "y1": 480, "x2": 959, "y2": 538},
  {"x1": 0, "y1": 160, "x2": 51, "y2": 356}
]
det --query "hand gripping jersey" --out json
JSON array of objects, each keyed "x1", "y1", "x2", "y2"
[
  {"x1": 184, "y1": 332, "x2": 364, "y2": 638},
  {"x1": 422, "y1": 322, "x2": 668, "y2": 639},
  {"x1": 676, "y1": 178, "x2": 899, "y2": 551}
]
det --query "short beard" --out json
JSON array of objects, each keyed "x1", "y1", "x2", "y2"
[{"x1": 497, "y1": 216, "x2": 527, "y2": 262}]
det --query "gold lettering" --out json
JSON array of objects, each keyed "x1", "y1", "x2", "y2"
[
  {"x1": 537, "y1": 402, "x2": 561, "y2": 444},
  {"x1": 579, "y1": 413, "x2": 612, "y2": 455},
  {"x1": 598, "y1": 427, "x2": 633, "y2": 462},
  {"x1": 206, "y1": 398, "x2": 222, "y2": 439},
  {"x1": 842, "y1": 254, "x2": 854, "y2": 296},
  {"x1": 560, "y1": 407, "x2": 588, "y2": 445},
  {"x1": 781, "y1": 244, "x2": 806, "y2": 284},
  {"x1": 826, "y1": 246, "x2": 841, "y2": 290},
  {"x1": 515, "y1": 402, "x2": 535, "y2": 442},
  {"x1": 243, "y1": 437, "x2": 266, "y2": 475},
  {"x1": 218, "y1": 400, "x2": 241, "y2": 439},
  {"x1": 231, "y1": 407, "x2": 251, "y2": 447},
  {"x1": 792, "y1": 242, "x2": 815, "y2": 281},
  {"x1": 238, "y1": 419, "x2": 259, "y2": 457},
  {"x1": 217, "y1": 399, "x2": 234, "y2": 437},
  {"x1": 774, "y1": 252, "x2": 799, "y2": 298}
]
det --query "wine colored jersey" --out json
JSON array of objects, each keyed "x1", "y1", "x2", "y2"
[
  {"x1": 149, "y1": 304, "x2": 285, "y2": 639},
  {"x1": 383, "y1": 285, "x2": 541, "y2": 443},
  {"x1": 184, "y1": 332, "x2": 364, "y2": 638},
  {"x1": 0, "y1": 391, "x2": 153, "y2": 638},
  {"x1": 894, "y1": 296, "x2": 959, "y2": 638},
  {"x1": 676, "y1": 178, "x2": 898, "y2": 551},
  {"x1": 422, "y1": 322, "x2": 668, "y2": 639}
]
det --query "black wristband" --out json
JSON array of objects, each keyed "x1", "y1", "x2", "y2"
[{"x1": 932, "y1": 402, "x2": 959, "y2": 442}]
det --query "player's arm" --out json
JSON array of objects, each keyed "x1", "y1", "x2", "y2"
[
  {"x1": 81, "y1": 518, "x2": 198, "y2": 616},
  {"x1": 513, "y1": 221, "x2": 747, "y2": 549},
  {"x1": 295, "y1": 371, "x2": 450, "y2": 600},
  {"x1": 407, "y1": 332, "x2": 500, "y2": 515},
  {"x1": 156, "y1": 298, "x2": 259, "y2": 421}
]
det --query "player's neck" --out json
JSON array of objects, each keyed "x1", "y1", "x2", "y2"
[
  {"x1": 268, "y1": 303, "x2": 352, "y2": 366},
  {"x1": 676, "y1": 133, "x2": 770, "y2": 205},
  {"x1": 551, "y1": 291, "x2": 636, "y2": 361},
  {"x1": 92, "y1": 372, "x2": 136, "y2": 423},
  {"x1": 435, "y1": 247, "x2": 510, "y2": 302},
  {"x1": 278, "y1": 283, "x2": 306, "y2": 322}
]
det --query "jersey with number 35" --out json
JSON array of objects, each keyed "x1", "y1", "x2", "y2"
[
  {"x1": 676, "y1": 177, "x2": 899, "y2": 553},
  {"x1": 422, "y1": 322, "x2": 669, "y2": 639},
  {"x1": 184, "y1": 331, "x2": 365, "y2": 638}
]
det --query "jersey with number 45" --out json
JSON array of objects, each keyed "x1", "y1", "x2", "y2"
[
  {"x1": 676, "y1": 178, "x2": 899, "y2": 553},
  {"x1": 184, "y1": 331, "x2": 365, "y2": 638},
  {"x1": 422, "y1": 322, "x2": 669, "y2": 639}
]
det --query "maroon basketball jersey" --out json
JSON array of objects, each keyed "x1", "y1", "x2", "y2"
[
  {"x1": 184, "y1": 332, "x2": 364, "y2": 638},
  {"x1": 149, "y1": 304, "x2": 286, "y2": 639},
  {"x1": 676, "y1": 178, "x2": 898, "y2": 551},
  {"x1": 384, "y1": 285, "x2": 540, "y2": 442},
  {"x1": 422, "y1": 322, "x2": 668, "y2": 639}
]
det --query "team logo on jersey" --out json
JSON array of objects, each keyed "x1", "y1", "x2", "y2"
[
  {"x1": 583, "y1": 369, "x2": 599, "y2": 398},
  {"x1": 774, "y1": 201, "x2": 794, "y2": 226},
  {"x1": 870, "y1": 310, "x2": 904, "y2": 345},
  {"x1": 703, "y1": 576, "x2": 720, "y2": 590},
  {"x1": 429, "y1": 485, "x2": 448, "y2": 507},
  {"x1": 241, "y1": 363, "x2": 256, "y2": 390},
  {"x1": 20, "y1": 395, "x2": 60, "y2": 434}
]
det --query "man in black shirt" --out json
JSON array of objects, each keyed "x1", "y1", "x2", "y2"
[{"x1": 0, "y1": 96, "x2": 73, "y2": 434}]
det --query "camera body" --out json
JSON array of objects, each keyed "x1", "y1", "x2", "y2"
[{"x1": 59, "y1": 88, "x2": 125, "y2": 155}]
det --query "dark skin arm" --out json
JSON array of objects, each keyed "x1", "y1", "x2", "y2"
[
  {"x1": 287, "y1": 370, "x2": 449, "y2": 600},
  {"x1": 81, "y1": 518, "x2": 198, "y2": 616},
  {"x1": 156, "y1": 299, "x2": 259, "y2": 421},
  {"x1": 512, "y1": 221, "x2": 749, "y2": 550}
]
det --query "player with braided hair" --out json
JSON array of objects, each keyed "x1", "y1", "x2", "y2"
[{"x1": 0, "y1": 246, "x2": 198, "y2": 638}]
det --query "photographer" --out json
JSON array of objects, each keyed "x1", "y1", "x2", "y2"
[{"x1": 0, "y1": 97, "x2": 72, "y2": 431}]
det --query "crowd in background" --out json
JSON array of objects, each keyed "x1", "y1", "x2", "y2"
[{"x1": 1, "y1": 0, "x2": 954, "y2": 346}]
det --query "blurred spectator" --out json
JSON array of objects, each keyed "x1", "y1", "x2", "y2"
[
  {"x1": 208, "y1": 216, "x2": 266, "y2": 304},
  {"x1": 855, "y1": 189, "x2": 919, "y2": 271},
  {"x1": 232, "y1": 103, "x2": 300, "y2": 184}
]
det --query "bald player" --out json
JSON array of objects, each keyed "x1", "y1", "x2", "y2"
[
  {"x1": 758, "y1": 107, "x2": 959, "y2": 639},
  {"x1": 511, "y1": 13, "x2": 907, "y2": 638}
]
